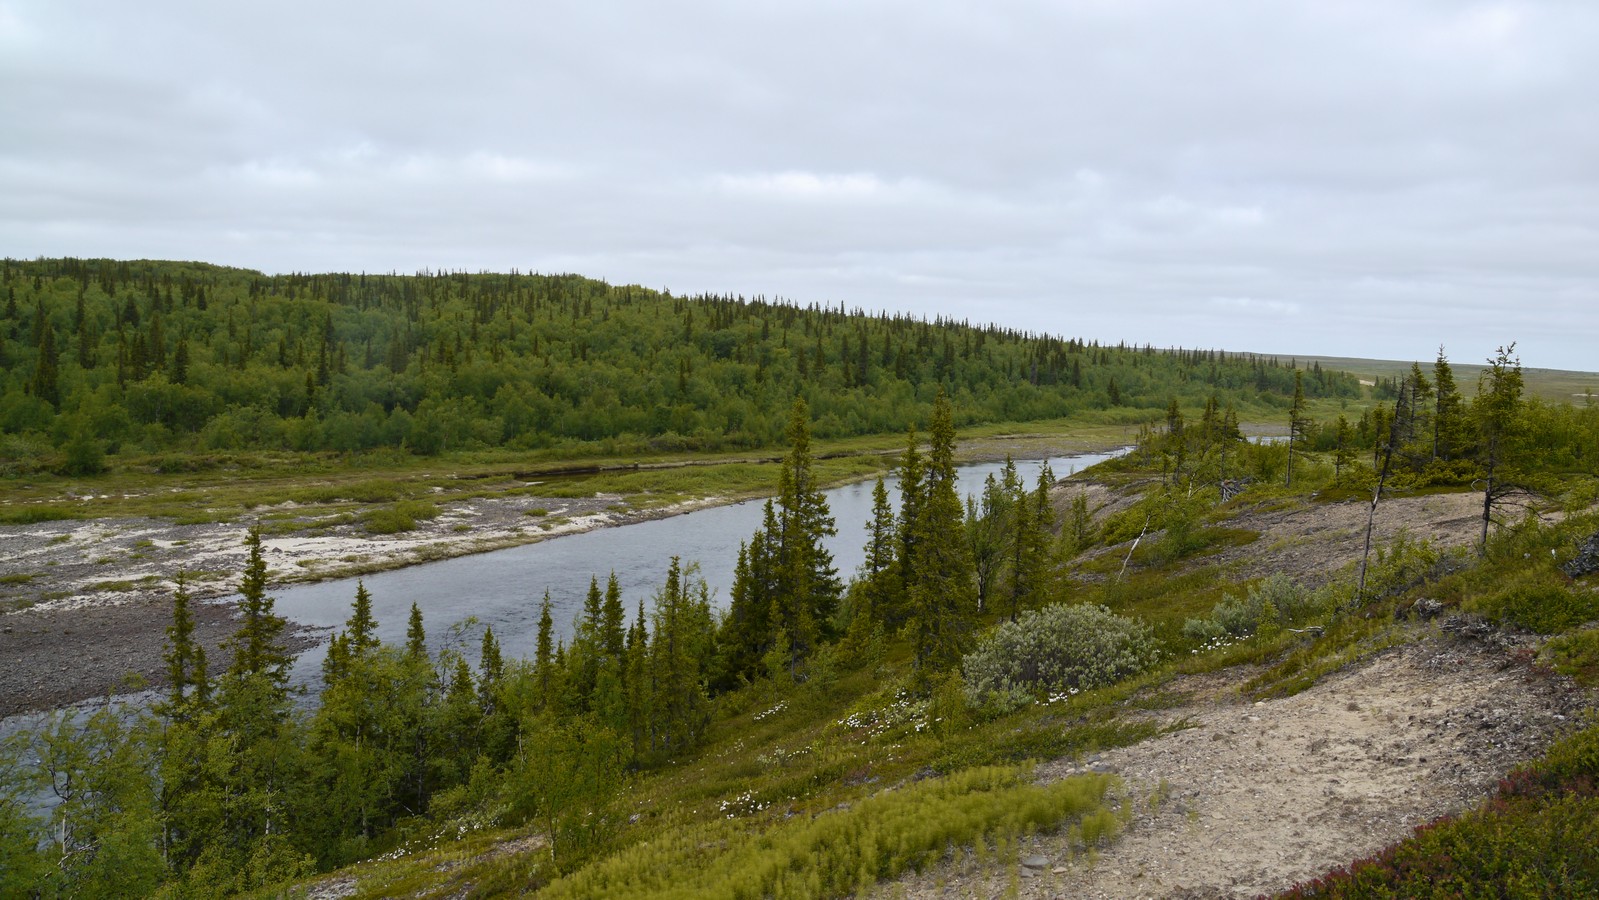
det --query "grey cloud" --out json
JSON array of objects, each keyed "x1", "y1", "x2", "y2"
[{"x1": 2, "y1": 0, "x2": 1595, "y2": 370}]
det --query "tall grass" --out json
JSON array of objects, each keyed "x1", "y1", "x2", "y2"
[{"x1": 540, "y1": 768, "x2": 1117, "y2": 899}]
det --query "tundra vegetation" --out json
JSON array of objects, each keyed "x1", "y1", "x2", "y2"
[{"x1": 2, "y1": 259, "x2": 1599, "y2": 897}]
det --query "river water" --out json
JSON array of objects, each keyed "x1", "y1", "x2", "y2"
[{"x1": 273, "y1": 449, "x2": 1126, "y2": 689}]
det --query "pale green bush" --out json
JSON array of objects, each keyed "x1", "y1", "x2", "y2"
[
  {"x1": 1182, "y1": 573, "x2": 1324, "y2": 642},
  {"x1": 963, "y1": 603, "x2": 1160, "y2": 709}
]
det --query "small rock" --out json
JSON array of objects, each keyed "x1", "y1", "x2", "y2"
[{"x1": 1022, "y1": 854, "x2": 1050, "y2": 869}]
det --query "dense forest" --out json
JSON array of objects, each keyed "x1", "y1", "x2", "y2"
[{"x1": 0, "y1": 257, "x2": 1360, "y2": 472}]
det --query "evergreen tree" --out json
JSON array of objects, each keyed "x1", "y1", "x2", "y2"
[
  {"x1": 1432, "y1": 346, "x2": 1464, "y2": 462},
  {"x1": 600, "y1": 572, "x2": 626, "y2": 664},
  {"x1": 29, "y1": 316, "x2": 59, "y2": 406},
  {"x1": 479, "y1": 627, "x2": 504, "y2": 706},
  {"x1": 1333, "y1": 415, "x2": 1356, "y2": 483},
  {"x1": 347, "y1": 580, "x2": 378, "y2": 654},
  {"x1": 966, "y1": 467, "x2": 1012, "y2": 613},
  {"x1": 1475, "y1": 344, "x2": 1525, "y2": 554},
  {"x1": 1287, "y1": 370, "x2": 1308, "y2": 488},
  {"x1": 405, "y1": 602, "x2": 427, "y2": 657},
  {"x1": 225, "y1": 528, "x2": 291, "y2": 686},
  {"x1": 894, "y1": 423, "x2": 925, "y2": 626},
  {"x1": 718, "y1": 399, "x2": 839, "y2": 680},
  {"x1": 856, "y1": 475, "x2": 901, "y2": 629},
  {"x1": 162, "y1": 573, "x2": 207, "y2": 714},
  {"x1": 534, "y1": 590, "x2": 555, "y2": 708},
  {"x1": 905, "y1": 390, "x2": 976, "y2": 683},
  {"x1": 644, "y1": 558, "x2": 714, "y2": 758}
]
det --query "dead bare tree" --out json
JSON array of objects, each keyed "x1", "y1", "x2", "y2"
[{"x1": 1355, "y1": 376, "x2": 1406, "y2": 607}]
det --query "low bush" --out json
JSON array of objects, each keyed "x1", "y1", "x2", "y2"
[
  {"x1": 1362, "y1": 532, "x2": 1450, "y2": 601},
  {"x1": 1542, "y1": 628, "x2": 1599, "y2": 686},
  {"x1": 1182, "y1": 574, "x2": 1325, "y2": 643},
  {"x1": 1468, "y1": 569, "x2": 1599, "y2": 634},
  {"x1": 963, "y1": 603, "x2": 1161, "y2": 710}
]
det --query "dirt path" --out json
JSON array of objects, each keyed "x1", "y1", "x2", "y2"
[{"x1": 883, "y1": 632, "x2": 1589, "y2": 899}]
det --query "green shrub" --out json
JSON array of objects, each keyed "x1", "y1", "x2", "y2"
[
  {"x1": 363, "y1": 499, "x2": 441, "y2": 535},
  {"x1": 1543, "y1": 628, "x2": 1599, "y2": 686},
  {"x1": 364, "y1": 507, "x2": 416, "y2": 534},
  {"x1": 1363, "y1": 532, "x2": 1448, "y2": 600},
  {"x1": 1182, "y1": 574, "x2": 1324, "y2": 642},
  {"x1": 395, "y1": 499, "x2": 439, "y2": 521},
  {"x1": 963, "y1": 603, "x2": 1160, "y2": 709},
  {"x1": 1470, "y1": 570, "x2": 1599, "y2": 634}
]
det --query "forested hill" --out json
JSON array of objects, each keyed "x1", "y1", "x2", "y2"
[{"x1": 1, "y1": 257, "x2": 1359, "y2": 467}]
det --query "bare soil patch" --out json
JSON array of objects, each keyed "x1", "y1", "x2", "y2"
[
  {"x1": 1054, "y1": 480, "x2": 1486, "y2": 589},
  {"x1": 1208, "y1": 491, "x2": 1484, "y2": 587},
  {"x1": 882, "y1": 632, "x2": 1590, "y2": 899}
]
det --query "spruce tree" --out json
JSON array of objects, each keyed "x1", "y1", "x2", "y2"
[
  {"x1": 1475, "y1": 344, "x2": 1525, "y2": 554},
  {"x1": 225, "y1": 528, "x2": 291, "y2": 686},
  {"x1": 1287, "y1": 370, "x2": 1308, "y2": 488},
  {"x1": 162, "y1": 573, "x2": 207, "y2": 713},
  {"x1": 718, "y1": 399, "x2": 839, "y2": 680},
  {"x1": 405, "y1": 602, "x2": 427, "y2": 657},
  {"x1": 600, "y1": 572, "x2": 625, "y2": 664},
  {"x1": 535, "y1": 590, "x2": 555, "y2": 708},
  {"x1": 857, "y1": 475, "x2": 901, "y2": 628},
  {"x1": 1432, "y1": 346, "x2": 1464, "y2": 462},
  {"x1": 29, "y1": 317, "x2": 59, "y2": 406},
  {"x1": 906, "y1": 390, "x2": 977, "y2": 682},
  {"x1": 347, "y1": 580, "x2": 378, "y2": 654}
]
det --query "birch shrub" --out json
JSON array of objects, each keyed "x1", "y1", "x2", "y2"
[{"x1": 963, "y1": 604, "x2": 1161, "y2": 710}]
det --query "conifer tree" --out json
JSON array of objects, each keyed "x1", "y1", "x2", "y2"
[
  {"x1": 1432, "y1": 346, "x2": 1464, "y2": 462},
  {"x1": 479, "y1": 627, "x2": 503, "y2": 710},
  {"x1": 645, "y1": 558, "x2": 713, "y2": 757},
  {"x1": 1287, "y1": 370, "x2": 1308, "y2": 488},
  {"x1": 405, "y1": 602, "x2": 427, "y2": 657},
  {"x1": 225, "y1": 528, "x2": 291, "y2": 686},
  {"x1": 600, "y1": 572, "x2": 625, "y2": 664},
  {"x1": 906, "y1": 390, "x2": 976, "y2": 682},
  {"x1": 1333, "y1": 415, "x2": 1356, "y2": 482},
  {"x1": 347, "y1": 580, "x2": 378, "y2": 654},
  {"x1": 856, "y1": 475, "x2": 901, "y2": 629},
  {"x1": 29, "y1": 316, "x2": 59, "y2": 406},
  {"x1": 1475, "y1": 344, "x2": 1525, "y2": 554},
  {"x1": 894, "y1": 423, "x2": 925, "y2": 618},
  {"x1": 162, "y1": 573, "x2": 208, "y2": 714},
  {"x1": 535, "y1": 591, "x2": 555, "y2": 708},
  {"x1": 719, "y1": 399, "x2": 839, "y2": 679}
]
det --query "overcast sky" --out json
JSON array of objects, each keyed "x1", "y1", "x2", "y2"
[{"x1": 3, "y1": 2, "x2": 1596, "y2": 371}]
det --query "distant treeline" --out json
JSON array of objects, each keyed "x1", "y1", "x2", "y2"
[{"x1": 0, "y1": 257, "x2": 1361, "y2": 470}]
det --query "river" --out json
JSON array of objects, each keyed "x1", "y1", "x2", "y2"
[{"x1": 273, "y1": 449, "x2": 1126, "y2": 689}]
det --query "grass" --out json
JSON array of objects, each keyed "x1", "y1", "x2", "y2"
[
  {"x1": 0, "y1": 505, "x2": 84, "y2": 525},
  {"x1": 539, "y1": 767, "x2": 1118, "y2": 899},
  {"x1": 0, "y1": 417, "x2": 1134, "y2": 530}
]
